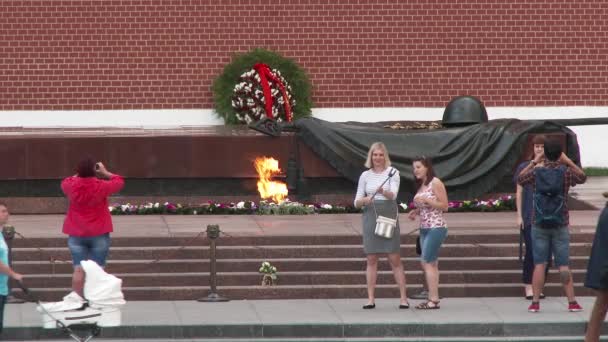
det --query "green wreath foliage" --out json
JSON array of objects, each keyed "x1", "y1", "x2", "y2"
[{"x1": 213, "y1": 48, "x2": 313, "y2": 124}]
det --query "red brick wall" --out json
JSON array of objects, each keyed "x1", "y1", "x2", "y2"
[{"x1": 1, "y1": 0, "x2": 607, "y2": 110}]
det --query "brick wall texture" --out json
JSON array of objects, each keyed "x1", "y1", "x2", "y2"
[{"x1": 1, "y1": 0, "x2": 607, "y2": 110}]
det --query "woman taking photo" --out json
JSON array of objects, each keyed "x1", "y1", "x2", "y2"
[
  {"x1": 408, "y1": 156, "x2": 448, "y2": 309},
  {"x1": 62, "y1": 157, "x2": 124, "y2": 297},
  {"x1": 354, "y1": 142, "x2": 409, "y2": 309}
]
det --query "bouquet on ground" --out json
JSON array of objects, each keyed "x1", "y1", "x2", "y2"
[{"x1": 259, "y1": 261, "x2": 278, "y2": 286}]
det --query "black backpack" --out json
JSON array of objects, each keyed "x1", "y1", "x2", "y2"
[{"x1": 533, "y1": 165, "x2": 567, "y2": 228}]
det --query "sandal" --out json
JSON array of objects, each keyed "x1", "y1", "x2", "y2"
[
  {"x1": 399, "y1": 302, "x2": 410, "y2": 309},
  {"x1": 416, "y1": 300, "x2": 440, "y2": 310}
]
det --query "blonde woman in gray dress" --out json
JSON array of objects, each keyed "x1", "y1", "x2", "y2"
[{"x1": 354, "y1": 142, "x2": 409, "y2": 309}]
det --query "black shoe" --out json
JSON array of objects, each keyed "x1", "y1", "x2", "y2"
[
  {"x1": 362, "y1": 303, "x2": 376, "y2": 309},
  {"x1": 399, "y1": 303, "x2": 410, "y2": 309}
]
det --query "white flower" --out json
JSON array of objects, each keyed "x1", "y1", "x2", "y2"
[
  {"x1": 322, "y1": 204, "x2": 332, "y2": 210},
  {"x1": 236, "y1": 201, "x2": 245, "y2": 209},
  {"x1": 108, "y1": 206, "x2": 114, "y2": 212},
  {"x1": 192, "y1": 210, "x2": 197, "y2": 215},
  {"x1": 121, "y1": 204, "x2": 129, "y2": 212},
  {"x1": 399, "y1": 202, "x2": 408, "y2": 210}
]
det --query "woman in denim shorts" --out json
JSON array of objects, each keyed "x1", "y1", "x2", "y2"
[
  {"x1": 62, "y1": 157, "x2": 124, "y2": 296},
  {"x1": 408, "y1": 157, "x2": 448, "y2": 310}
]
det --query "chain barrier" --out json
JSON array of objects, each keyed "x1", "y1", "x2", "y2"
[{"x1": 12, "y1": 230, "x2": 208, "y2": 275}]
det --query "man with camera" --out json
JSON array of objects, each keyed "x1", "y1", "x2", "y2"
[{"x1": 517, "y1": 138, "x2": 586, "y2": 313}]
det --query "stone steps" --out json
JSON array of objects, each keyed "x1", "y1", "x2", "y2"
[
  {"x1": 12, "y1": 256, "x2": 592, "y2": 274},
  {"x1": 10, "y1": 242, "x2": 594, "y2": 260},
  {"x1": 10, "y1": 233, "x2": 595, "y2": 247},
  {"x1": 8, "y1": 233, "x2": 595, "y2": 301},
  {"x1": 13, "y1": 283, "x2": 596, "y2": 301},
  {"x1": 9, "y1": 338, "x2": 603, "y2": 342},
  {"x1": 20, "y1": 269, "x2": 591, "y2": 287}
]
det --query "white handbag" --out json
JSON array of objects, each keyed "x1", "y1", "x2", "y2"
[
  {"x1": 374, "y1": 214, "x2": 397, "y2": 239},
  {"x1": 370, "y1": 167, "x2": 398, "y2": 239}
]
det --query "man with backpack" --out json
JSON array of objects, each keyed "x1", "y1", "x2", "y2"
[{"x1": 517, "y1": 138, "x2": 587, "y2": 313}]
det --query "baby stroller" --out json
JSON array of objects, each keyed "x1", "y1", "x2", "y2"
[{"x1": 20, "y1": 260, "x2": 126, "y2": 342}]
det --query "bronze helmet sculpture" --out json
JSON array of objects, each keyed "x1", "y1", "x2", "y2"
[{"x1": 442, "y1": 96, "x2": 488, "y2": 127}]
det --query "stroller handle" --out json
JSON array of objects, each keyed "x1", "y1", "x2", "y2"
[
  {"x1": 16, "y1": 280, "x2": 29, "y2": 294},
  {"x1": 15, "y1": 280, "x2": 36, "y2": 302}
]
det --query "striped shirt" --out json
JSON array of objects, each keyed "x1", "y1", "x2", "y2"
[{"x1": 354, "y1": 167, "x2": 400, "y2": 206}]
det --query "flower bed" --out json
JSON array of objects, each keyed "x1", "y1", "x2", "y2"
[{"x1": 108, "y1": 196, "x2": 515, "y2": 215}]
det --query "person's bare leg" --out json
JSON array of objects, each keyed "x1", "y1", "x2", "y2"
[
  {"x1": 422, "y1": 262, "x2": 440, "y2": 302},
  {"x1": 388, "y1": 253, "x2": 408, "y2": 304},
  {"x1": 559, "y1": 266, "x2": 576, "y2": 302},
  {"x1": 532, "y1": 264, "x2": 546, "y2": 302},
  {"x1": 366, "y1": 254, "x2": 379, "y2": 305},
  {"x1": 72, "y1": 266, "x2": 85, "y2": 297},
  {"x1": 585, "y1": 289, "x2": 608, "y2": 342}
]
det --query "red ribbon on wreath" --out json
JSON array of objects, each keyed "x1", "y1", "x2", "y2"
[{"x1": 253, "y1": 63, "x2": 293, "y2": 122}]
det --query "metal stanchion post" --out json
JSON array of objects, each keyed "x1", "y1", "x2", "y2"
[
  {"x1": 2, "y1": 225, "x2": 25, "y2": 304},
  {"x1": 197, "y1": 224, "x2": 229, "y2": 302}
]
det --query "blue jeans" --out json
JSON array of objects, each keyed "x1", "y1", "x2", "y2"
[
  {"x1": 68, "y1": 233, "x2": 111, "y2": 267},
  {"x1": 419, "y1": 227, "x2": 448, "y2": 263},
  {"x1": 522, "y1": 224, "x2": 551, "y2": 284},
  {"x1": 531, "y1": 225, "x2": 569, "y2": 267}
]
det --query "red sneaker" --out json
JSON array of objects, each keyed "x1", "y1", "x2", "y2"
[
  {"x1": 528, "y1": 302, "x2": 540, "y2": 313},
  {"x1": 568, "y1": 301, "x2": 583, "y2": 312}
]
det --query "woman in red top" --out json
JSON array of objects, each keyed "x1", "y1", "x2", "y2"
[{"x1": 61, "y1": 157, "x2": 124, "y2": 296}]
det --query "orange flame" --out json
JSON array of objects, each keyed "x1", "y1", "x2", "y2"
[{"x1": 254, "y1": 157, "x2": 288, "y2": 203}]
